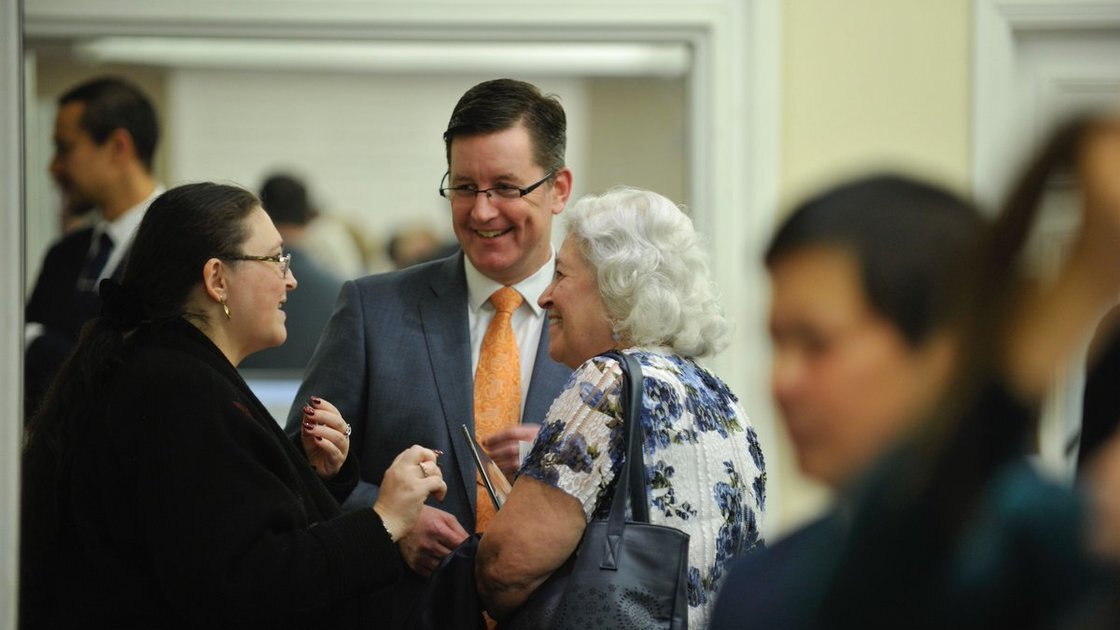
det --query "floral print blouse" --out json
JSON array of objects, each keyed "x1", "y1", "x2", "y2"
[{"x1": 520, "y1": 347, "x2": 767, "y2": 628}]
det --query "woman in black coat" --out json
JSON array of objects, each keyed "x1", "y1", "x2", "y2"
[{"x1": 21, "y1": 183, "x2": 446, "y2": 629}]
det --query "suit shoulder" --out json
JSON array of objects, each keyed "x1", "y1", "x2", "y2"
[
  {"x1": 352, "y1": 254, "x2": 461, "y2": 294},
  {"x1": 39, "y1": 227, "x2": 95, "y2": 262},
  {"x1": 121, "y1": 342, "x2": 219, "y2": 387}
]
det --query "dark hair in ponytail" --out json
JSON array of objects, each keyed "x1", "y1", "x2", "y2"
[
  {"x1": 924, "y1": 115, "x2": 1090, "y2": 523},
  {"x1": 22, "y1": 184, "x2": 258, "y2": 584}
]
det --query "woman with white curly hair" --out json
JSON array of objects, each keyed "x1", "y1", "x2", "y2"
[{"x1": 476, "y1": 186, "x2": 767, "y2": 628}]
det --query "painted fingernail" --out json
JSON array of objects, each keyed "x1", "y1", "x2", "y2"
[
  {"x1": 432, "y1": 449, "x2": 444, "y2": 457},
  {"x1": 303, "y1": 421, "x2": 315, "y2": 431},
  {"x1": 315, "y1": 436, "x2": 323, "y2": 442},
  {"x1": 304, "y1": 407, "x2": 315, "y2": 416},
  {"x1": 310, "y1": 396, "x2": 322, "y2": 405}
]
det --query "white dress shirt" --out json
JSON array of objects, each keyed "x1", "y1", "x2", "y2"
[{"x1": 464, "y1": 252, "x2": 555, "y2": 420}]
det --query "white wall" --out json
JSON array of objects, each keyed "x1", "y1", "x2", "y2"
[
  {"x1": 775, "y1": 0, "x2": 973, "y2": 530},
  {"x1": 166, "y1": 71, "x2": 590, "y2": 259}
]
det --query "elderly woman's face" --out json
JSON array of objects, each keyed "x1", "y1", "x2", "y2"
[
  {"x1": 767, "y1": 245, "x2": 945, "y2": 488},
  {"x1": 539, "y1": 236, "x2": 616, "y2": 369}
]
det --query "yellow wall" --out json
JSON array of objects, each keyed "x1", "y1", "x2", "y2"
[
  {"x1": 773, "y1": 0, "x2": 973, "y2": 532},
  {"x1": 782, "y1": 0, "x2": 972, "y2": 207}
]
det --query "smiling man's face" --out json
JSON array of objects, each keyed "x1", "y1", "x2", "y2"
[{"x1": 447, "y1": 123, "x2": 570, "y2": 285}]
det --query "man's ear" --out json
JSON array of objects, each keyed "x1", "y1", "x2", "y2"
[
  {"x1": 106, "y1": 128, "x2": 138, "y2": 165},
  {"x1": 201, "y1": 258, "x2": 228, "y2": 303},
  {"x1": 550, "y1": 167, "x2": 573, "y2": 215}
]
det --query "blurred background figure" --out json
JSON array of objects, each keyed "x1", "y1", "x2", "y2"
[
  {"x1": 301, "y1": 205, "x2": 369, "y2": 280},
  {"x1": 386, "y1": 223, "x2": 458, "y2": 270},
  {"x1": 25, "y1": 76, "x2": 164, "y2": 423},
  {"x1": 60, "y1": 198, "x2": 98, "y2": 234},
  {"x1": 239, "y1": 172, "x2": 343, "y2": 372}
]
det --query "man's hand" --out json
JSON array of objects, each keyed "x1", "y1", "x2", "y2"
[
  {"x1": 398, "y1": 505, "x2": 470, "y2": 576},
  {"x1": 483, "y1": 425, "x2": 540, "y2": 483}
]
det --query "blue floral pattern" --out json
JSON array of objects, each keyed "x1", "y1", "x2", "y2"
[{"x1": 521, "y1": 348, "x2": 766, "y2": 628}]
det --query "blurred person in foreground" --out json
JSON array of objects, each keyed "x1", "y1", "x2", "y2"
[
  {"x1": 239, "y1": 173, "x2": 344, "y2": 372},
  {"x1": 21, "y1": 182, "x2": 447, "y2": 630},
  {"x1": 713, "y1": 118, "x2": 1120, "y2": 628},
  {"x1": 477, "y1": 187, "x2": 767, "y2": 628},
  {"x1": 26, "y1": 76, "x2": 164, "y2": 421}
]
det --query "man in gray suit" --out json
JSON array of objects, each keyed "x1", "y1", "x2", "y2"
[{"x1": 287, "y1": 78, "x2": 573, "y2": 622}]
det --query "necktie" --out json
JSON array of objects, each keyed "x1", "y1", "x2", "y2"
[
  {"x1": 76, "y1": 232, "x2": 114, "y2": 319},
  {"x1": 474, "y1": 286, "x2": 523, "y2": 532},
  {"x1": 79, "y1": 232, "x2": 114, "y2": 289}
]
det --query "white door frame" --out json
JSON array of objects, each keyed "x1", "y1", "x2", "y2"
[
  {"x1": 973, "y1": 0, "x2": 1120, "y2": 207},
  {"x1": 1, "y1": 0, "x2": 24, "y2": 627}
]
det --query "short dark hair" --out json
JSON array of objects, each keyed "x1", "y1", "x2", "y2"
[
  {"x1": 765, "y1": 174, "x2": 986, "y2": 347},
  {"x1": 259, "y1": 173, "x2": 314, "y2": 226},
  {"x1": 59, "y1": 76, "x2": 160, "y2": 171},
  {"x1": 443, "y1": 78, "x2": 566, "y2": 173}
]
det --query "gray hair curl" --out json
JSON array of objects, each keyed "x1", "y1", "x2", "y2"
[{"x1": 565, "y1": 187, "x2": 730, "y2": 357}]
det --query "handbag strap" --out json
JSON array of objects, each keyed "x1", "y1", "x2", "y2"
[{"x1": 599, "y1": 350, "x2": 647, "y2": 571}]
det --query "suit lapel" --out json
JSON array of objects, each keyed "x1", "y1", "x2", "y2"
[
  {"x1": 524, "y1": 320, "x2": 572, "y2": 426},
  {"x1": 418, "y1": 255, "x2": 478, "y2": 517}
]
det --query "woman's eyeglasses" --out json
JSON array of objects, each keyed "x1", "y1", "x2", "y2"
[{"x1": 225, "y1": 252, "x2": 292, "y2": 277}]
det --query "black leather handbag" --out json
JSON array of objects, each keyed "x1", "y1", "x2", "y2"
[{"x1": 502, "y1": 351, "x2": 690, "y2": 630}]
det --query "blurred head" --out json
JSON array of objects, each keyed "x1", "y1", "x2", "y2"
[
  {"x1": 765, "y1": 174, "x2": 985, "y2": 488},
  {"x1": 121, "y1": 183, "x2": 296, "y2": 363},
  {"x1": 387, "y1": 225, "x2": 444, "y2": 269},
  {"x1": 540, "y1": 187, "x2": 729, "y2": 369},
  {"x1": 259, "y1": 173, "x2": 315, "y2": 226},
  {"x1": 441, "y1": 79, "x2": 572, "y2": 285},
  {"x1": 50, "y1": 77, "x2": 159, "y2": 209}
]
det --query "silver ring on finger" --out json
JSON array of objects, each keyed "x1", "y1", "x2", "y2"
[
  {"x1": 419, "y1": 462, "x2": 429, "y2": 478},
  {"x1": 344, "y1": 423, "x2": 352, "y2": 438}
]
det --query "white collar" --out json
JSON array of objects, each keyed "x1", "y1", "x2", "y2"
[
  {"x1": 93, "y1": 185, "x2": 165, "y2": 246},
  {"x1": 464, "y1": 251, "x2": 554, "y2": 317}
]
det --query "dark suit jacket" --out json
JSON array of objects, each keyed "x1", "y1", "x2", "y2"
[
  {"x1": 285, "y1": 253, "x2": 571, "y2": 627},
  {"x1": 21, "y1": 319, "x2": 400, "y2": 630},
  {"x1": 25, "y1": 227, "x2": 112, "y2": 420},
  {"x1": 240, "y1": 245, "x2": 344, "y2": 372},
  {"x1": 287, "y1": 252, "x2": 571, "y2": 525}
]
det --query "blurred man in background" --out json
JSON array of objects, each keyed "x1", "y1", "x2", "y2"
[{"x1": 25, "y1": 76, "x2": 163, "y2": 421}]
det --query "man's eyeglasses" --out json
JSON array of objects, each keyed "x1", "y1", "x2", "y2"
[
  {"x1": 225, "y1": 252, "x2": 292, "y2": 277},
  {"x1": 439, "y1": 171, "x2": 555, "y2": 204}
]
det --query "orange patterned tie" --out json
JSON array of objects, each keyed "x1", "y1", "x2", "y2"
[{"x1": 473, "y1": 286, "x2": 523, "y2": 532}]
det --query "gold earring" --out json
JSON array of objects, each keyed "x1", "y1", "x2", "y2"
[{"x1": 221, "y1": 296, "x2": 231, "y2": 320}]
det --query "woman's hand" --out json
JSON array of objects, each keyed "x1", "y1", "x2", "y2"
[
  {"x1": 374, "y1": 445, "x2": 448, "y2": 542},
  {"x1": 300, "y1": 396, "x2": 351, "y2": 479}
]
